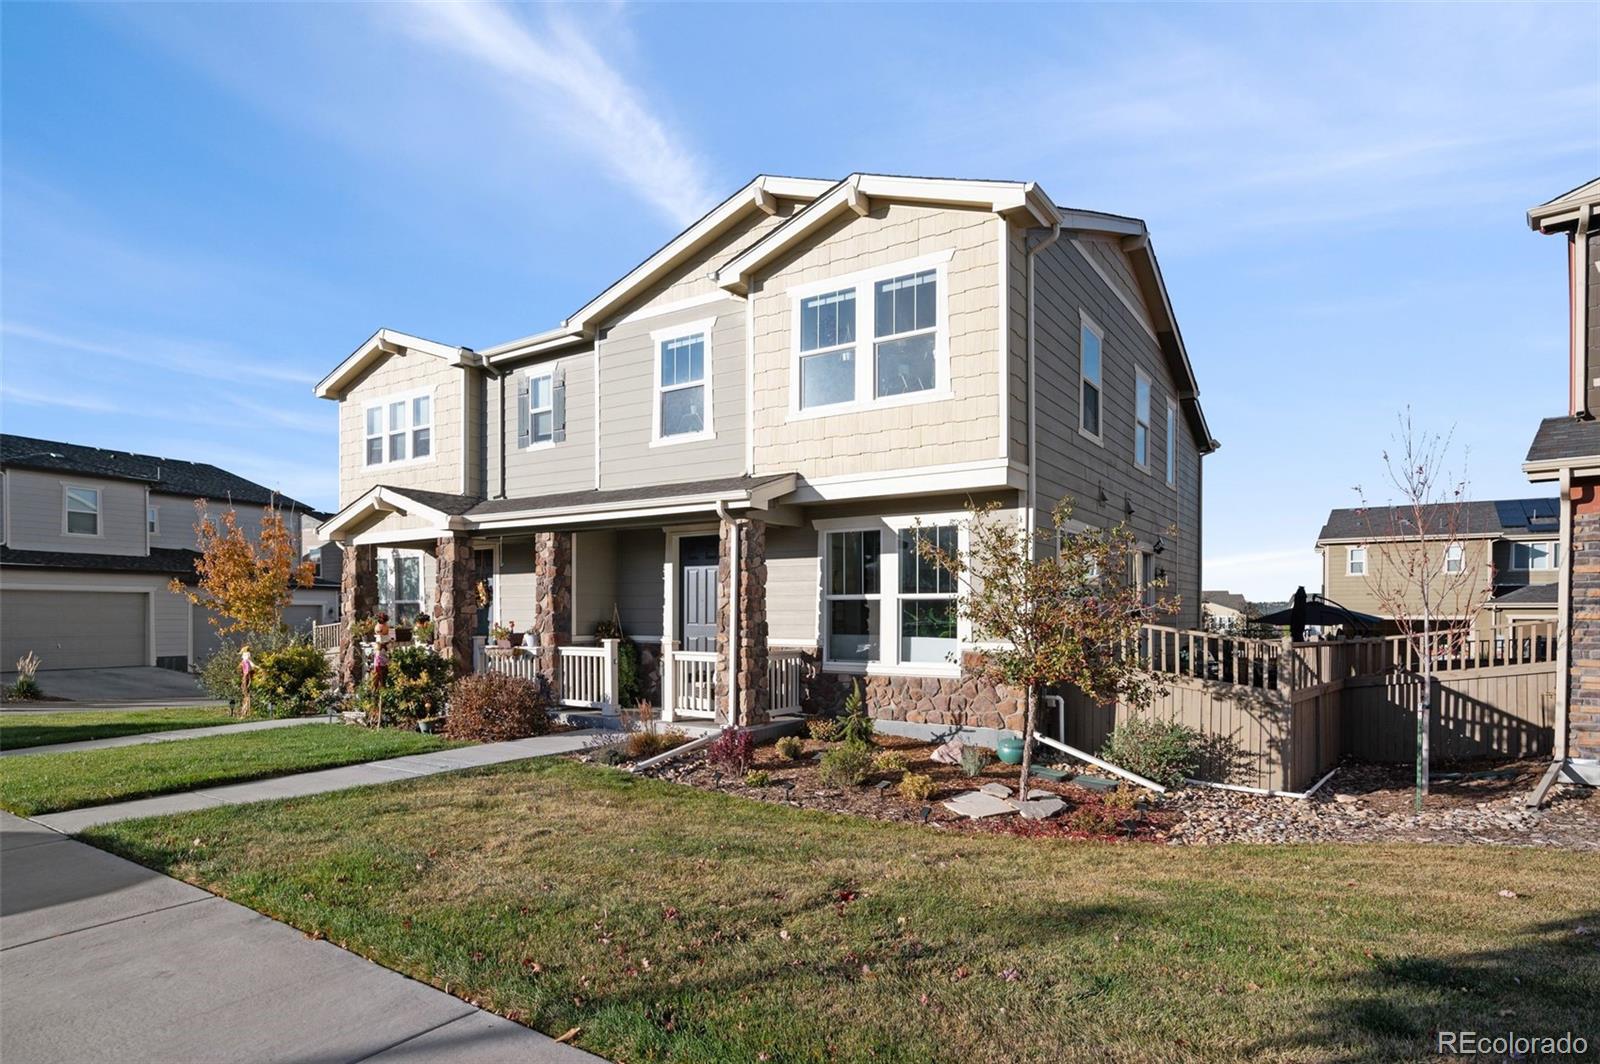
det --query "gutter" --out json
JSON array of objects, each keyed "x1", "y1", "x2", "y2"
[
  {"x1": 1530, "y1": 465, "x2": 1577, "y2": 807},
  {"x1": 1575, "y1": 210, "x2": 1592, "y2": 418},
  {"x1": 715, "y1": 500, "x2": 740, "y2": 727},
  {"x1": 1023, "y1": 220, "x2": 1062, "y2": 553}
]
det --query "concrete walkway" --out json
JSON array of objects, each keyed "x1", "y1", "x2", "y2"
[
  {"x1": 0, "y1": 666, "x2": 219, "y2": 710},
  {"x1": 1, "y1": 716, "x2": 329, "y2": 758},
  {"x1": 33, "y1": 730, "x2": 602, "y2": 834},
  {"x1": 0, "y1": 811, "x2": 603, "y2": 1063}
]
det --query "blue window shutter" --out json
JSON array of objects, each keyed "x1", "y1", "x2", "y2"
[
  {"x1": 516, "y1": 374, "x2": 530, "y2": 448},
  {"x1": 552, "y1": 366, "x2": 567, "y2": 443}
]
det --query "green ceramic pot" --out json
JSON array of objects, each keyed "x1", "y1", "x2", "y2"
[{"x1": 996, "y1": 734, "x2": 1026, "y2": 765}]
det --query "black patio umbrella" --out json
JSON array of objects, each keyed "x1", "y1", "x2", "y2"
[{"x1": 1255, "y1": 587, "x2": 1382, "y2": 636}]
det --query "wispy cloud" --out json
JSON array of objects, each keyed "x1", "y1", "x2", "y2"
[
  {"x1": 392, "y1": 3, "x2": 715, "y2": 226},
  {"x1": 4, "y1": 386, "x2": 120, "y2": 414},
  {"x1": 4, "y1": 321, "x2": 312, "y2": 386}
]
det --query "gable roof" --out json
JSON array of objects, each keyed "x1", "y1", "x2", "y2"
[
  {"x1": 1491, "y1": 582, "x2": 1558, "y2": 607},
  {"x1": 1317, "y1": 497, "x2": 1560, "y2": 543},
  {"x1": 1528, "y1": 177, "x2": 1600, "y2": 232},
  {"x1": 0, "y1": 434, "x2": 320, "y2": 513},
  {"x1": 1202, "y1": 590, "x2": 1250, "y2": 613},
  {"x1": 1524, "y1": 415, "x2": 1600, "y2": 479},
  {"x1": 315, "y1": 328, "x2": 478, "y2": 400}
]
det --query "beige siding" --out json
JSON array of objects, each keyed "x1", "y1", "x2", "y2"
[
  {"x1": 338, "y1": 350, "x2": 467, "y2": 507},
  {"x1": 767, "y1": 523, "x2": 820, "y2": 644},
  {"x1": 615, "y1": 529, "x2": 665, "y2": 639},
  {"x1": 597, "y1": 300, "x2": 746, "y2": 490},
  {"x1": 151, "y1": 499, "x2": 269, "y2": 550},
  {"x1": 489, "y1": 348, "x2": 598, "y2": 498},
  {"x1": 573, "y1": 530, "x2": 618, "y2": 639},
  {"x1": 1006, "y1": 224, "x2": 1029, "y2": 464},
  {"x1": 494, "y1": 538, "x2": 538, "y2": 634},
  {"x1": 1029, "y1": 237, "x2": 1202, "y2": 629},
  {"x1": 4, "y1": 470, "x2": 148, "y2": 556},
  {"x1": 0, "y1": 569, "x2": 193, "y2": 664},
  {"x1": 1321, "y1": 537, "x2": 1494, "y2": 627},
  {"x1": 749, "y1": 203, "x2": 1003, "y2": 479},
  {"x1": 612, "y1": 202, "x2": 799, "y2": 316}
]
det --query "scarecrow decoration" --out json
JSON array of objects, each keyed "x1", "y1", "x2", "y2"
[{"x1": 238, "y1": 646, "x2": 255, "y2": 718}]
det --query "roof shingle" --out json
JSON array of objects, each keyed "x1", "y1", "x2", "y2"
[{"x1": 1318, "y1": 497, "x2": 1559, "y2": 542}]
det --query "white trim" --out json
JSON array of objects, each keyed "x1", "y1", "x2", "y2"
[
  {"x1": 1133, "y1": 366, "x2": 1154, "y2": 473},
  {"x1": 789, "y1": 458, "x2": 1022, "y2": 504},
  {"x1": 1510, "y1": 540, "x2": 1559, "y2": 571},
  {"x1": 1165, "y1": 397, "x2": 1179, "y2": 488},
  {"x1": 1443, "y1": 540, "x2": 1465, "y2": 575},
  {"x1": 784, "y1": 248, "x2": 956, "y2": 303},
  {"x1": 147, "y1": 500, "x2": 160, "y2": 538},
  {"x1": 649, "y1": 317, "x2": 717, "y2": 447},
  {"x1": 1346, "y1": 545, "x2": 1367, "y2": 577},
  {"x1": 1077, "y1": 310, "x2": 1105, "y2": 446},
  {"x1": 521, "y1": 367, "x2": 557, "y2": 449},
  {"x1": 315, "y1": 328, "x2": 474, "y2": 399},
  {"x1": 614, "y1": 290, "x2": 733, "y2": 328},
  {"x1": 996, "y1": 215, "x2": 1010, "y2": 462},
  {"x1": 360, "y1": 387, "x2": 437, "y2": 470},
  {"x1": 318, "y1": 484, "x2": 470, "y2": 540},
  {"x1": 1069, "y1": 238, "x2": 1159, "y2": 343},
  {"x1": 744, "y1": 291, "x2": 755, "y2": 475},
  {"x1": 62, "y1": 483, "x2": 103, "y2": 538},
  {"x1": 662, "y1": 523, "x2": 721, "y2": 648},
  {"x1": 469, "y1": 474, "x2": 797, "y2": 531},
  {"x1": 592, "y1": 341, "x2": 602, "y2": 489}
]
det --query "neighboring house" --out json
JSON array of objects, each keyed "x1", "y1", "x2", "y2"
[
  {"x1": 315, "y1": 173, "x2": 1217, "y2": 729},
  {"x1": 1314, "y1": 498, "x2": 1561, "y2": 638},
  {"x1": 1523, "y1": 176, "x2": 1600, "y2": 774},
  {"x1": 1201, "y1": 590, "x2": 1250, "y2": 628},
  {"x1": 0, "y1": 434, "x2": 339, "y2": 672}
]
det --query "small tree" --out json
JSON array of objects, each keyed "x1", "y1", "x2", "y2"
[
  {"x1": 1354, "y1": 411, "x2": 1492, "y2": 811},
  {"x1": 171, "y1": 500, "x2": 316, "y2": 638},
  {"x1": 916, "y1": 499, "x2": 1175, "y2": 792}
]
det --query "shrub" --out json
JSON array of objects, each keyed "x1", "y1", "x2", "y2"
[
  {"x1": 707, "y1": 728, "x2": 754, "y2": 774},
  {"x1": 838, "y1": 680, "x2": 875, "y2": 745},
  {"x1": 594, "y1": 620, "x2": 644, "y2": 707},
  {"x1": 349, "y1": 616, "x2": 377, "y2": 643},
  {"x1": 412, "y1": 618, "x2": 435, "y2": 645},
  {"x1": 775, "y1": 734, "x2": 805, "y2": 761},
  {"x1": 1067, "y1": 806, "x2": 1121, "y2": 836},
  {"x1": 899, "y1": 772, "x2": 936, "y2": 803},
  {"x1": 959, "y1": 744, "x2": 989, "y2": 778},
  {"x1": 1104, "y1": 784, "x2": 1141, "y2": 814},
  {"x1": 818, "y1": 742, "x2": 874, "y2": 788},
  {"x1": 806, "y1": 717, "x2": 841, "y2": 742},
  {"x1": 872, "y1": 750, "x2": 909, "y2": 776},
  {"x1": 445, "y1": 672, "x2": 551, "y2": 741},
  {"x1": 744, "y1": 769, "x2": 772, "y2": 787},
  {"x1": 253, "y1": 641, "x2": 331, "y2": 718},
  {"x1": 1099, "y1": 717, "x2": 1202, "y2": 789},
  {"x1": 624, "y1": 728, "x2": 690, "y2": 760},
  {"x1": 360, "y1": 644, "x2": 454, "y2": 727},
  {"x1": 200, "y1": 628, "x2": 291, "y2": 711}
]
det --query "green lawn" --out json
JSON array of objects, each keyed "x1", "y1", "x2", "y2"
[
  {"x1": 0, "y1": 707, "x2": 250, "y2": 751},
  {"x1": 0, "y1": 726, "x2": 461, "y2": 816},
  {"x1": 87, "y1": 760, "x2": 1600, "y2": 1064}
]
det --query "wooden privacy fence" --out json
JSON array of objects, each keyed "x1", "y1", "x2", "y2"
[{"x1": 1052, "y1": 622, "x2": 1558, "y2": 792}]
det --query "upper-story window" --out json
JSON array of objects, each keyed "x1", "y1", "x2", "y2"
[
  {"x1": 517, "y1": 365, "x2": 565, "y2": 449},
  {"x1": 147, "y1": 505, "x2": 159, "y2": 535},
  {"x1": 1165, "y1": 399, "x2": 1178, "y2": 487},
  {"x1": 1134, "y1": 370, "x2": 1153, "y2": 469},
  {"x1": 364, "y1": 392, "x2": 432, "y2": 467},
  {"x1": 527, "y1": 372, "x2": 554, "y2": 445},
  {"x1": 1512, "y1": 541, "x2": 1558, "y2": 570},
  {"x1": 1347, "y1": 546, "x2": 1367, "y2": 576},
  {"x1": 1079, "y1": 313, "x2": 1103, "y2": 442},
  {"x1": 1444, "y1": 542, "x2": 1465, "y2": 574},
  {"x1": 791, "y1": 253, "x2": 949, "y2": 416},
  {"x1": 64, "y1": 486, "x2": 100, "y2": 536},
  {"x1": 652, "y1": 319, "x2": 714, "y2": 444}
]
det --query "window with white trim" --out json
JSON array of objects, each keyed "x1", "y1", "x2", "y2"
[
  {"x1": 654, "y1": 325, "x2": 710, "y2": 441},
  {"x1": 1165, "y1": 399, "x2": 1178, "y2": 486},
  {"x1": 65, "y1": 486, "x2": 100, "y2": 536},
  {"x1": 824, "y1": 530, "x2": 880, "y2": 663},
  {"x1": 897, "y1": 525, "x2": 958, "y2": 663},
  {"x1": 792, "y1": 256, "x2": 947, "y2": 414},
  {"x1": 147, "y1": 505, "x2": 160, "y2": 535},
  {"x1": 1512, "y1": 541, "x2": 1558, "y2": 570},
  {"x1": 1444, "y1": 542, "x2": 1464, "y2": 574},
  {"x1": 1079, "y1": 315, "x2": 1103, "y2": 439},
  {"x1": 822, "y1": 520, "x2": 963, "y2": 671},
  {"x1": 527, "y1": 371, "x2": 554, "y2": 445},
  {"x1": 1138, "y1": 551, "x2": 1157, "y2": 608},
  {"x1": 364, "y1": 392, "x2": 432, "y2": 466},
  {"x1": 1347, "y1": 546, "x2": 1366, "y2": 576},
  {"x1": 1134, "y1": 370, "x2": 1152, "y2": 469},
  {"x1": 376, "y1": 551, "x2": 423, "y2": 624}
]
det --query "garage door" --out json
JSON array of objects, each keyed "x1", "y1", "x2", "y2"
[{"x1": 1, "y1": 590, "x2": 148, "y2": 670}]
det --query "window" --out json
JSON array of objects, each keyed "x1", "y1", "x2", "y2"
[
  {"x1": 376, "y1": 551, "x2": 423, "y2": 623},
  {"x1": 791, "y1": 254, "x2": 948, "y2": 415},
  {"x1": 1134, "y1": 370, "x2": 1152, "y2": 468},
  {"x1": 364, "y1": 392, "x2": 432, "y2": 466},
  {"x1": 1347, "y1": 546, "x2": 1367, "y2": 576},
  {"x1": 1444, "y1": 542, "x2": 1465, "y2": 574},
  {"x1": 799, "y1": 288, "x2": 857, "y2": 409},
  {"x1": 65, "y1": 486, "x2": 100, "y2": 536},
  {"x1": 308, "y1": 547, "x2": 323, "y2": 581},
  {"x1": 653, "y1": 321, "x2": 713, "y2": 442},
  {"x1": 898, "y1": 525, "x2": 958, "y2": 663},
  {"x1": 1139, "y1": 551, "x2": 1157, "y2": 608},
  {"x1": 1079, "y1": 315, "x2": 1103, "y2": 440},
  {"x1": 147, "y1": 505, "x2": 159, "y2": 535},
  {"x1": 1165, "y1": 399, "x2": 1179, "y2": 487},
  {"x1": 824, "y1": 531, "x2": 880, "y2": 662},
  {"x1": 527, "y1": 372, "x2": 554, "y2": 445},
  {"x1": 1512, "y1": 541, "x2": 1558, "y2": 571}
]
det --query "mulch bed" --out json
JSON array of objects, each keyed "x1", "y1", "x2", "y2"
[{"x1": 628, "y1": 734, "x2": 1173, "y2": 842}]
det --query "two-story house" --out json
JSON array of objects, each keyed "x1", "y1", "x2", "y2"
[
  {"x1": 0, "y1": 435, "x2": 339, "y2": 672},
  {"x1": 1523, "y1": 176, "x2": 1600, "y2": 782},
  {"x1": 1314, "y1": 497, "x2": 1561, "y2": 639},
  {"x1": 314, "y1": 173, "x2": 1216, "y2": 730}
]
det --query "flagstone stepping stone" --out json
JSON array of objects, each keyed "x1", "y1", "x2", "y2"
[
  {"x1": 1072, "y1": 774, "x2": 1120, "y2": 792},
  {"x1": 931, "y1": 739, "x2": 965, "y2": 765},
  {"x1": 978, "y1": 782, "x2": 1012, "y2": 798},
  {"x1": 1029, "y1": 764, "x2": 1072, "y2": 782},
  {"x1": 1015, "y1": 797, "x2": 1067, "y2": 820},
  {"x1": 942, "y1": 791, "x2": 1017, "y2": 819}
]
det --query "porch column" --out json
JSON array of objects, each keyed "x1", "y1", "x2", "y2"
[
  {"x1": 716, "y1": 517, "x2": 769, "y2": 726},
  {"x1": 338, "y1": 542, "x2": 377, "y2": 692},
  {"x1": 533, "y1": 531, "x2": 573, "y2": 696},
  {"x1": 434, "y1": 533, "x2": 475, "y2": 675},
  {"x1": 1568, "y1": 485, "x2": 1600, "y2": 761}
]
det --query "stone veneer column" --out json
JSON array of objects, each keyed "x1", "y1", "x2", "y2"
[
  {"x1": 339, "y1": 543, "x2": 377, "y2": 692},
  {"x1": 434, "y1": 533, "x2": 475, "y2": 676},
  {"x1": 532, "y1": 531, "x2": 572, "y2": 695},
  {"x1": 716, "y1": 518, "x2": 769, "y2": 726},
  {"x1": 1567, "y1": 486, "x2": 1600, "y2": 761}
]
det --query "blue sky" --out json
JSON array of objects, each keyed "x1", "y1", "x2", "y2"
[{"x1": 3, "y1": 3, "x2": 1595, "y2": 599}]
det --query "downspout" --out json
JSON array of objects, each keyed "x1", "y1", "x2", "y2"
[
  {"x1": 716, "y1": 500, "x2": 739, "y2": 727},
  {"x1": 1574, "y1": 212, "x2": 1592, "y2": 418},
  {"x1": 494, "y1": 366, "x2": 508, "y2": 499},
  {"x1": 1024, "y1": 220, "x2": 1062, "y2": 557},
  {"x1": 1531, "y1": 465, "x2": 1576, "y2": 807}
]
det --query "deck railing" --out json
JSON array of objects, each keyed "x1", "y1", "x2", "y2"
[
  {"x1": 662, "y1": 647, "x2": 719, "y2": 720},
  {"x1": 768, "y1": 649, "x2": 806, "y2": 714},
  {"x1": 311, "y1": 620, "x2": 345, "y2": 653},
  {"x1": 560, "y1": 639, "x2": 621, "y2": 713}
]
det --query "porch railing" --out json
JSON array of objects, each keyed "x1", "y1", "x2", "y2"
[
  {"x1": 311, "y1": 620, "x2": 345, "y2": 653},
  {"x1": 560, "y1": 639, "x2": 621, "y2": 713},
  {"x1": 768, "y1": 648, "x2": 805, "y2": 715},
  {"x1": 662, "y1": 648, "x2": 718, "y2": 720}
]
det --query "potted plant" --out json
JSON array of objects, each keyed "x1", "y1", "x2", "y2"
[
  {"x1": 349, "y1": 616, "x2": 377, "y2": 645},
  {"x1": 412, "y1": 615, "x2": 435, "y2": 645},
  {"x1": 507, "y1": 621, "x2": 524, "y2": 648},
  {"x1": 394, "y1": 624, "x2": 413, "y2": 644},
  {"x1": 490, "y1": 620, "x2": 512, "y2": 648}
]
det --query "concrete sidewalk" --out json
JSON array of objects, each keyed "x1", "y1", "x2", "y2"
[
  {"x1": 0, "y1": 812, "x2": 603, "y2": 1063},
  {"x1": 32, "y1": 730, "x2": 603, "y2": 834},
  {"x1": 1, "y1": 716, "x2": 329, "y2": 758}
]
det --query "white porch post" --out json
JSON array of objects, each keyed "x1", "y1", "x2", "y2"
[
  {"x1": 661, "y1": 641, "x2": 677, "y2": 722},
  {"x1": 602, "y1": 637, "x2": 621, "y2": 717}
]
